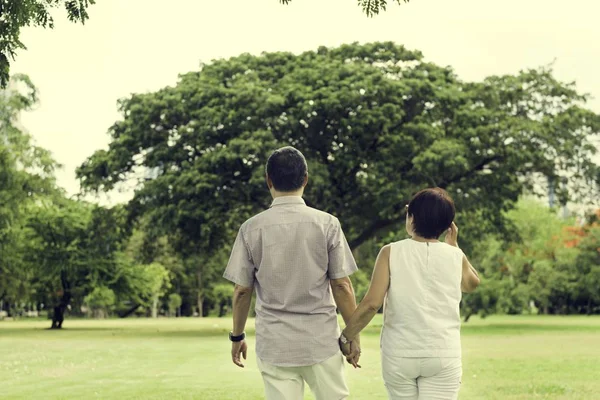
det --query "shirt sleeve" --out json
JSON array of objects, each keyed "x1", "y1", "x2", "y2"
[
  {"x1": 223, "y1": 227, "x2": 255, "y2": 288},
  {"x1": 327, "y1": 219, "x2": 359, "y2": 279}
]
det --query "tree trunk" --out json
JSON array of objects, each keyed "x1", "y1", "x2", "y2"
[
  {"x1": 463, "y1": 312, "x2": 473, "y2": 323},
  {"x1": 587, "y1": 297, "x2": 593, "y2": 315},
  {"x1": 197, "y1": 270, "x2": 203, "y2": 318},
  {"x1": 51, "y1": 293, "x2": 71, "y2": 329},
  {"x1": 151, "y1": 296, "x2": 159, "y2": 318},
  {"x1": 118, "y1": 303, "x2": 141, "y2": 318},
  {"x1": 51, "y1": 272, "x2": 72, "y2": 329}
]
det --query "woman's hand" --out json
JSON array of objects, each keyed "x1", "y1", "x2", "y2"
[
  {"x1": 340, "y1": 337, "x2": 361, "y2": 368},
  {"x1": 338, "y1": 337, "x2": 361, "y2": 368},
  {"x1": 445, "y1": 222, "x2": 459, "y2": 247}
]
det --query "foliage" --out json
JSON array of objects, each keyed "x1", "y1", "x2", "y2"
[
  {"x1": 210, "y1": 283, "x2": 233, "y2": 317},
  {"x1": 168, "y1": 293, "x2": 182, "y2": 316},
  {"x1": 572, "y1": 212, "x2": 600, "y2": 314},
  {"x1": 23, "y1": 197, "x2": 135, "y2": 327},
  {"x1": 0, "y1": 0, "x2": 95, "y2": 88},
  {"x1": 84, "y1": 286, "x2": 116, "y2": 318},
  {"x1": 461, "y1": 199, "x2": 600, "y2": 319},
  {"x1": 77, "y1": 42, "x2": 600, "y2": 318},
  {"x1": 139, "y1": 262, "x2": 171, "y2": 299},
  {"x1": 0, "y1": 74, "x2": 58, "y2": 313},
  {"x1": 279, "y1": 0, "x2": 410, "y2": 17}
]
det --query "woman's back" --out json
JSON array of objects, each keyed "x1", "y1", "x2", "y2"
[{"x1": 382, "y1": 239, "x2": 463, "y2": 358}]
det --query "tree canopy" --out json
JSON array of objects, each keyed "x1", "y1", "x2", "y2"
[
  {"x1": 77, "y1": 42, "x2": 600, "y2": 315},
  {"x1": 0, "y1": 0, "x2": 95, "y2": 88},
  {"x1": 0, "y1": 74, "x2": 58, "y2": 310},
  {"x1": 0, "y1": 74, "x2": 166, "y2": 327},
  {"x1": 78, "y1": 42, "x2": 600, "y2": 251}
]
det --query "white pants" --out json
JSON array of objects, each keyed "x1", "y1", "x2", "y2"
[
  {"x1": 257, "y1": 352, "x2": 349, "y2": 400},
  {"x1": 382, "y1": 355, "x2": 462, "y2": 400}
]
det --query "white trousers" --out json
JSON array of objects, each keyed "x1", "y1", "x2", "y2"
[
  {"x1": 257, "y1": 352, "x2": 349, "y2": 400},
  {"x1": 382, "y1": 355, "x2": 462, "y2": 400}
]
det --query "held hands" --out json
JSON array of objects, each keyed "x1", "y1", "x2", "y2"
[
  {"x1": 339, "y1": 336, "x2": 362, "y2": 369},
  {"x1": 445, "y1": 222, "x2": 459, "y2": 247},
  {"x1": 231, "y1": 340, "x2": 248, "y2": 368}
]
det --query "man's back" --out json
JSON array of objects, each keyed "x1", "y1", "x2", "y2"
[{"x1": 224, "y1": 196, "x2": 357, "y2": 366}]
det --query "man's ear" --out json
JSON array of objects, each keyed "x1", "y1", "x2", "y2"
[
  {"x1": 302, "y1": 173, "x2": 309, "y2": 187},
  {"x1": 266, "y1": 174, "x2": 273, "y2": 190}
]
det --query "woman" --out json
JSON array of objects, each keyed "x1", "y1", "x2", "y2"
[{"x1": 340, "y1": 188, "x2": 480, "y2": 400}]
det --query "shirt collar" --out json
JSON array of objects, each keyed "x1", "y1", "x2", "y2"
[{"x1": 270, "y1": 196, "x2": 306, "y2": 207}]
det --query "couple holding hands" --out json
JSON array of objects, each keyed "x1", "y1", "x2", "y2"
[{"x1": 224, "y1": 147, "x2": 480, "y2": 400}]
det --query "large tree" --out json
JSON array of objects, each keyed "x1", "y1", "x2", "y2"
[
  {"x1": 0, "y1": 74, "x2": 58, "y2": 314},
  {"x1": 0, "y1": 0, "x2": 95, "y2": 88},
  {"x1": 24, "y1": 200, "x2": 131, "y2": 328},
  {"x1": 77, "y1": 42, "x2": 600, "y2": 313}
]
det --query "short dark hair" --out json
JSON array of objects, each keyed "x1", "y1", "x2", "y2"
[
  {"x1": 265, "y1": 146, "x2": 308, "y2": 192},
  {"x1": 407, "y1": 188, "x2": 455, "y2": 239}
]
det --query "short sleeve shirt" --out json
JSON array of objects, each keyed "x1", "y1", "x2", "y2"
[{"x1": 223, "y1": 196, "x2": 358, "y2": 366}]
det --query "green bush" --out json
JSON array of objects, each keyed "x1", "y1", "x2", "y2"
[
  {"x1": 84, "y1": 286, "x2": 116, "y2": 318},
  {"x1": 168, "y1": 293, "x2": 182, "y2": 317}
]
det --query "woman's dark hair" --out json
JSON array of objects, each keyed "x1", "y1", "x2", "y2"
[
  {"x1": 265, "y1": 146, "x2": 308, "y2": 192},
  {"x1": 407, "y1": 188, "x2": 456, "y2": 239}
]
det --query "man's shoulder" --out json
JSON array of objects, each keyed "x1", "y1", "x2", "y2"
[
  {"x1": 241, "y1": 206, "x2": 340, "y2": 233},
  {"x1": 303, "y1": 206, "x2": 340, "y2": 225},
  {"x1": 239, "y1": 209, "x2": 270, "y2": 233}
]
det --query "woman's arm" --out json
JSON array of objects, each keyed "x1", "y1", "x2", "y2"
[
  {"x1": 341, "y1": 244, "x2": 391, "y2": 341},
  {"x1": 461, "y1": 254, "x2": 480, "y2": 293},
  {"x1": 445, "y1": 222, "x2": 480, "y2": 294}
]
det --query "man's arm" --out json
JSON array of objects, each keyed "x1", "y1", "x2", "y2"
[
  {"x1": 330, "y1": 277, "x2": 357, "y2": 325},
  {"x1": 231, "y1": 284, "x2": 253, "y2": 368},
  {"x1": 330, "y1": 277, "x2": 361, "y2": 368},
  {"x1": 223, "y1": 227, "x2": 256, "y2": 368},
  {"x1": 327, "y1": 219, "x2": 360, "y2": 366},
  {"x1": 232, "y1": 284, "x2": 253, "y2": 336}
]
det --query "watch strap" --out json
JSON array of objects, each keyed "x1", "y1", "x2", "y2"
[{"x1": 229, "y1": 331, "x2": 246, "y2": 342}]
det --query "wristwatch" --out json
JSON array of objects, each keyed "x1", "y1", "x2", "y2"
[
  {"x1": 229, "y1": 331, "x2": 246, "y2": 342},
  {"x1": 339, "y1": 332, "x2": 350, "y2": 345}
]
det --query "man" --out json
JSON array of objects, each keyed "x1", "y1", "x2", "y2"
[{"x1": 223, "y1": 146, "x2": 360, "y2": 400}]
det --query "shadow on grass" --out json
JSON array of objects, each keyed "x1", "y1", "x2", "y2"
[
  {"x1": 2, "y1": 320, "x2": 598, "y2": 340},
  {"x1": 0, "y1": 325, "x2": 257, "y2": 339}
]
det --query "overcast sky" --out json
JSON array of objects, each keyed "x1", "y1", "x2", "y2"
[{"x1": 12, "y1": 0, "x2": 600, "y2": 205}]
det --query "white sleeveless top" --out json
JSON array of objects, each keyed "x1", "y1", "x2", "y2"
[{"x1": 381, "y1": 239, "x2": 463, "y2": 358}]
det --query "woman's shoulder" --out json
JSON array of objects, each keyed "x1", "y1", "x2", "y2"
[{"x1": 387, "y1": 239, "x2": 412, "y2": 248}]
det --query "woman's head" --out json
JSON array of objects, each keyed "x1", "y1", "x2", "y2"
[{"x1": 405, "y1": 188, "x2": 455, "y2": 239}]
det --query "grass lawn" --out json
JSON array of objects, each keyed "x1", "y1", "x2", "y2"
[{"x1": 1, "y1": 315, "x2": 599, "y2": 399}]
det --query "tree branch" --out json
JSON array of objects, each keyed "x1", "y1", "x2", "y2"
[
  {"x1": 439, "y1": 156, "x2": 502, "y2": 189},
  {"x1": 349, "y1": 215, "x2": 404, "y2": 250}
]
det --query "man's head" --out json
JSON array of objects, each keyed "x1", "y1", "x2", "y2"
[
  {"x1": 405, "y1": 188, "x2": 455, "y2": 239},
  {"x1": 265, "y1": 146, "x2": 308, "y2": 194}
]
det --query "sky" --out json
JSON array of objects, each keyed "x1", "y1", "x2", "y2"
[{"x1": 12, "y1": 0, "x2": 600, "y2": 205}]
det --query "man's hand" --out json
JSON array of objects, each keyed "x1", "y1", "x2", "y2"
[
  {"x1": 231, "y1": 340, "x2": 248, "y2": 368},
  {"x1": 445, "y1": 222, "x2": 459, "y2": 247},
  {"x1": 340, "y1": 337, "x2": 361, "y2": 368}
]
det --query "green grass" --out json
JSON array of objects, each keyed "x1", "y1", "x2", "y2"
[{"x1": 1, "y1": 315, "x2": 599, "y2": 399}]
